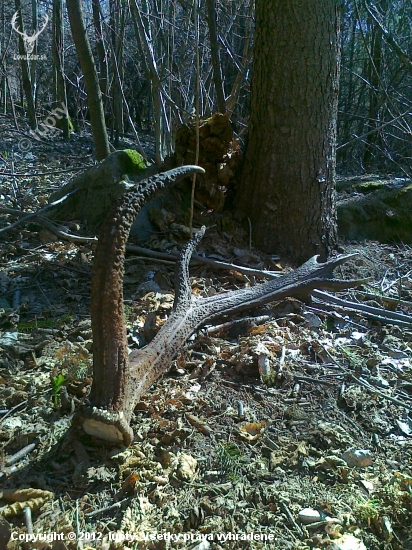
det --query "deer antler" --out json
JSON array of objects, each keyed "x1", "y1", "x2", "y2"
[
  {"x1": 77, "y1": 164, "x2": 364, "y2": 446},
  {"x1": 11, "y1": 12, "x2": 24, "y2": 38},
  {"x1": 30, "y1": 15, "x2": 49, "y2": 43}
]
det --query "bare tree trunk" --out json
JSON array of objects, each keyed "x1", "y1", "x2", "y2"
[
  {"x1": 338, "y1": 14, "x2": 357, "y2": 164},
  {"x1": 130, "y1": 0, "x2": 181, "y2": 163},
  {"x1": 14, "y1": 0, "x2": 37, "y2": 130},
  {"x1": 1, "y1": 75, "x2": 6, "y2": 114},
  {"x1": 225, "y1": 0, "x2": 253, "y2": 113},
  {"x1": 52, "y1": 0, "x2": 70, "y2": 139},
  {"x1": 109, "y1": 0, "x2": 125, "y2": 146},
  {"x1": 236, "y1": 0, "x2": 341, "y2": 263},
  {"x1": 91, "y1": 0, "x2": 108, "y2": 103},
  {"x1": 363, "y1": 0, "x2": 388, "y2": 168},
  {"x1": 0, "y1": 0, "x2": 5, "y2": 115},
  {"x1": 205, "y1": 0, "x2": 225, "y2": 113},
  {"x1": 30, "y1": 0, "x2": 37, "y2": 101},
  {"x1": 66, "y1": 0, "x2": 110, "y2": 160},
  {"x1": 1, "y1": 66, "x2": 18, "y2": 127}
]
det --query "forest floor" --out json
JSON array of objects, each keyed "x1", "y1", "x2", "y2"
[{"x1": 0, "y1": 115, "x2": 412, "y2": 550}]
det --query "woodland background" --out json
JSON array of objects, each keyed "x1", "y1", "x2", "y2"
[{"x1": 0, "y1": 0, "x2": 411, "y2": 176}]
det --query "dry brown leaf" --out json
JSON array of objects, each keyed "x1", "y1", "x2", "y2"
[{"x1": 238, "y1": 421, "x2": 269, "y2": 441}]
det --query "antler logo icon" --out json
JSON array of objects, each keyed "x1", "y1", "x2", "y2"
[{"x1": 11, "y1": 11, "x2": 48, "y2": 54}]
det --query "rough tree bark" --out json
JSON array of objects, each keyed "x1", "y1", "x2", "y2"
[
  {"x1": 66, "y1": 0, "x2": 110, "y2": 160},
  {"x1": 236, "y1": 0, "x2": 342, "y2": 264}
]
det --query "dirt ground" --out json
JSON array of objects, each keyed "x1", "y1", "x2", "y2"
[{"x1": 1, "y1": 115, "x2": 412, "y2": 550}]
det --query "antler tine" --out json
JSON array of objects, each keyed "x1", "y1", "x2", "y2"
[
  {"x1": 11, "y1": 12, "x2": 24, "y2": 36},
  {"x1": 30, "y1": 14, "x2": 49, "y2": 42}
]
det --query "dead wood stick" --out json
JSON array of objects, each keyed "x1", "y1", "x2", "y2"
[
  {"x1": 279, "y1": 500, "x2": 304, "y2": 537},
  {"x1": 1, "y1": 200, "x2": 283, "y2": 281},
  {"x1": 0, "y1": 205, "x2": 283, "y2": 281},
  {"x1": 85, "y1": 499, "x2": 129, "y2": 518},
  {"x1": 0, "y1": 166, "x2": 90, "y2": 177},
  {"x1": 127, "y1": 243, "x2": 281, "y2": 279},
  {"x1": 204, "y1": 314, "x2": 273, "y2": 335},
  {"x1": 322, "y1": 345, "x2": 412, "y2": 412},
  {"x1": 305, "y1": 305, "x2": 367, "y2": 329},
  {"x1": 294, "y1": 375, "x2": 336, "y2": 388},
  {"x1": 356, "y1": 291, "x2": 412, "y2": 309},
  {"x1": 23, "y1": 507, "x2": 34, "y2": 535},
  {"x1": 0, "y1": 190, "x2": 79, "y2": 234},
  {"x1": 5, "y1": 443, "x2": 36, "y2": 466},
  {"x1": 312, "y1": 290, "x2": 412, "y2": 327},
  {"x1": 312, "y1": 302, "x2": 412, "y2": 328}
]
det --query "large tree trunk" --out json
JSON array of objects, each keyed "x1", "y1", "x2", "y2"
[
  {"x1": 236, "y1": 0, "x2": 341, "y2": 264},
  {"x1": 66, "y1": 0, "x2": 110, "y2": 160}
]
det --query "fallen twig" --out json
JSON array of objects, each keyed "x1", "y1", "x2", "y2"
[
  {"x1": 279, "y1": 500, "x2": 304, "y2": 537},
  {"x1": 356, "y1": 291, "x2": 412, "y2": 309},
  {"x1": 0, "y1": 189, "x2": 79, "y2": 234},
  {"x1": 294, "y1": 375, "x2": 336, "y2": 388},
  {"x1": 322, "y1": 345, "x2": 412, "y2": 412},
  {"x1": 85, "y1": 499, "x2": 129, "y2": 518},
  {"x1": 312, "y1": 290, "x2": 412, "y2": 328},
  {"x1": 0, "y1": 166, "x2": 90, "y2": 177},
  {"x1": 5, "y1": 443, "x2": 37, "y2": 466},
  {"x1": 127, "y1": 244, "x2": 281, "y2": 279}
]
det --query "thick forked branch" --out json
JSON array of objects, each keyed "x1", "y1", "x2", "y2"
[{"x1": 80, "y1": 167, "x2": 363, "y2": 446}]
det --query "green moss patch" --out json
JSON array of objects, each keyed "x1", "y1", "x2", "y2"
[{"x1": 122, "y1": 149, "x2": 147, "y2": 173}]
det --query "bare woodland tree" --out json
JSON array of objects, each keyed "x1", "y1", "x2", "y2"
[
  {"x1": 1, "y1": 0, "x2": 411, "y2": 173},
  {"x1": 205, "y1": 0, "x2": 225, "y2": 113},
  {"x1": 14, "y1": 0, "x2": 36, "y2": 129},
  {"x1": 91, "y1": 0, "x2": 108, "y2": 105},
  {"x1": 338, "y1": 1, "x2": 412, "y2": 172},
  {"x1": 236, "y1": 0, "x2": 342, "y2": 263},
  {"x1": 66, "y1": 0, "x2": 110, "y2": 160},
  {"x1": 52, "y1": 0, "x2": 69, "y2": 138}
]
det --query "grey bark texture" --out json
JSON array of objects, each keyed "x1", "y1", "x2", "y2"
[{"x1": 237, "y1": 0, "x2": 342, "y2": 263}]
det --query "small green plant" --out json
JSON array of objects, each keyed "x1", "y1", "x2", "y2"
[
  {"x1": 123, "y1": 304, "x2": 134, "y2": 324},
  {"x1": 51, "y1": 374, "x2": 66, "y2": 408},
  {"x1": 75, "y1": 361, "x2": 89, "y2": 379},
  {"x1": 217, "y1": 442, "x2": 242, "y2": 480},
  {"x1": 354, "y1": 498, "x2": 381, "y2": 526},
  {"x1": 18, "y1": 314, "x2": 73, "y2": 333},
  {"x1": 339, "y1": 345, "x2": 364, "y2": 370}
]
